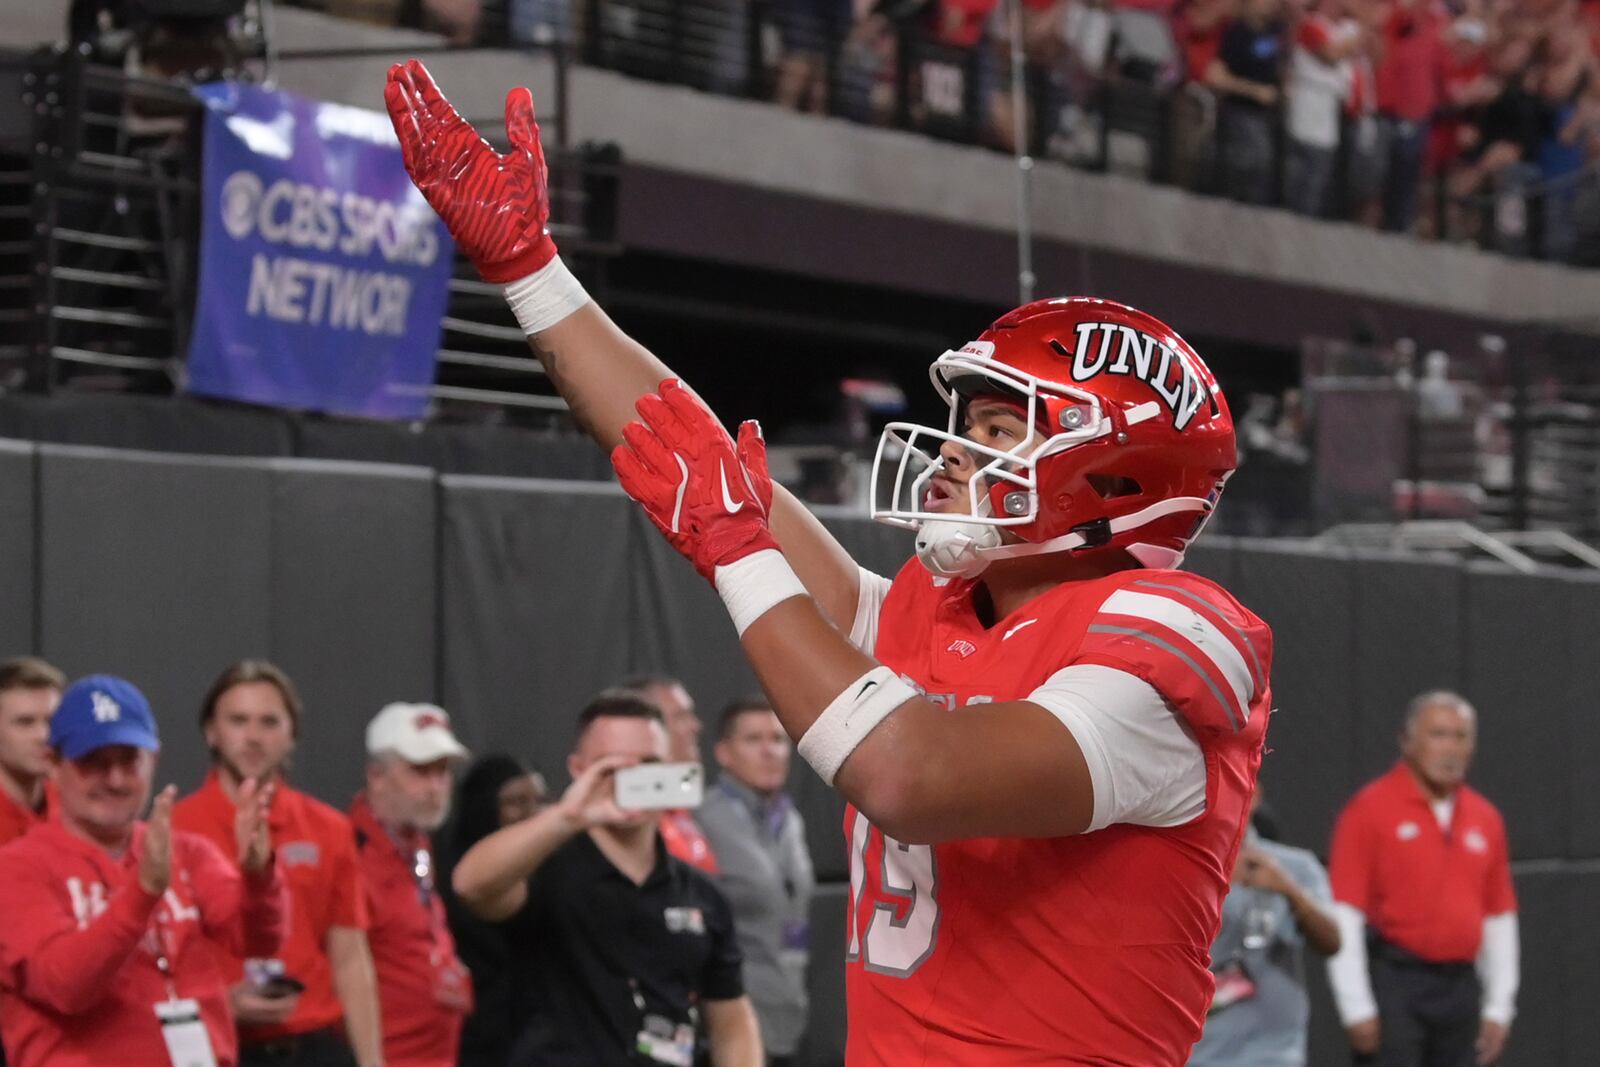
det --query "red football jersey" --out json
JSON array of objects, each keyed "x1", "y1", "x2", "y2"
[{"x1": 844, "y1": 560, "x2": 1272, "y2": 1066}]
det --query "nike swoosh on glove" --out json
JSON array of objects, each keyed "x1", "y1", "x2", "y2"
[
  {"x1": 384, "y1": 59, "x2": 556, "y2": 283},
  {"x1": 611, "y1": 379, "x2": 779, "y2": 581}
]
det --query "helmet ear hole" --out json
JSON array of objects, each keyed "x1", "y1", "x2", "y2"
[{"x1": 1086, "y1": 474, "x2": 1143, "y2": 500}]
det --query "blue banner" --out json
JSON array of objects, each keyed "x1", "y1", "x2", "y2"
[{"x1": 187, "y1": 83, "x2": 453, "y2": 420}]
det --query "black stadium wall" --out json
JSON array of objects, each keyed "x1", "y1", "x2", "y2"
[{"x1": 0, "y1": 436, "x2": 1594, "y2": 1067}]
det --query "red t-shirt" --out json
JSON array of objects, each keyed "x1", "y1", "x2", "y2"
[
  {"x1": 350, "y1": 794, "x2": 471, "y2": 1067},
  {"x1": 936, "y1": 0, "x2": 1000, "y2": 49},
  {"x1": 1329, "y1": 761, "x2": 1517, "y2": 962},
  {"x1": 0, "y1": 819, "x2": 285, "y2": 1067},
  {"x1": 0, "y1": 783, "x2": 47, "y2": 848},
  {"x1": 659, "y1": 809, "x2": 719, "y2": 874},
  {"x1": 1375, "y1": 3, "x2": 1446, "y2": 121},
  {"x1": 844, "y1": 562, "x2": 1273, "y2": 1067},
  {"x1": 173, "y1": 772, "x2": 370, "y2": 1038}
]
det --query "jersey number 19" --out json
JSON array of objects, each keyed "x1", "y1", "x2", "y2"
[{"x1": 846, "y1": 809, "x2": 941, "y2": 977}]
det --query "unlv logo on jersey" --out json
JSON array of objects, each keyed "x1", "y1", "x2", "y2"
[{"x1": 1061, "y1": 321, "x2": 1209, "y2": 431}]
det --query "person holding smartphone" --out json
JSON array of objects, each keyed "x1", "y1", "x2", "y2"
[
  {"x1": 452, "y1": 690, "x2": 763, "y2": 1067},
  {"x1": 173, "y1": 661, "x2": 383, "y2": 1067}
]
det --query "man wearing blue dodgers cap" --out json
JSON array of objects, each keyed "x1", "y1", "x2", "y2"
[{"x1": 0, "y1": 675, "x2": 288, "y2": 1067}]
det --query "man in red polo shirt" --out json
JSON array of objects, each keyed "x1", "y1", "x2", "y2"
[
  {"x1": 1327, "y1": 690, "x2": 1518, "y2": 1067},
  {"x1": 0, "y1": 658, "x2": 63, "y2": 848},
  {"x1": 352, "y1": 703, "x2": 473, "y2": 1067},
  {"x1": 173, "y1": 661, "x2": 382, "y2": 1067}
]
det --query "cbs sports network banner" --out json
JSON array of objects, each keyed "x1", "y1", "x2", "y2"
[{"x1": 186, "y1": 84, "x2": 453, "y2": 420}]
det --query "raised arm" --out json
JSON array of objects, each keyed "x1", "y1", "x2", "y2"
[{"x1": 383, "y1": 61, "x2": 862, "y2": 629}]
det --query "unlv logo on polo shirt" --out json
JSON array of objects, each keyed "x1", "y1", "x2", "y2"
[
  {"x1": 664, "y1": 907, "x2": 705, "y2": 935},
  {"x1": 1059, "y1": 321, "x2": 1209, "y2": 431}
]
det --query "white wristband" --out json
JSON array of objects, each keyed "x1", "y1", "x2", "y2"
[
  {"x1": 714, "y1": 549, "x2": 807, "y2": 636},
  {"x1": 798, "y1": 666, "x2": 917, "y2": 785},
  {"x1": 502, "y1": 256, "x2": 591, "y2": 336}
]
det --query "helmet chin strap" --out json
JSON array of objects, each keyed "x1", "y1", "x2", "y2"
[
  {"x1": 914, "y1": 517, "x2": 1004, "y2": 579},
  {"x1": 914, "y1": 496, "x2": 1213, "y2": 578}
]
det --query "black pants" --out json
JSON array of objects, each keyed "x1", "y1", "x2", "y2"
[
  {"x1": 240, "y1": 1027, "x2": 358, "y2": 1067},
  {"x1": 1356, "y1": 940, "x2": 1480, "y2": 1067}
]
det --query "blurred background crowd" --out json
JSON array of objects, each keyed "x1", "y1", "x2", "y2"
[{"x1": 242, "y1": 0, "x2": 1600, "y2": 263}]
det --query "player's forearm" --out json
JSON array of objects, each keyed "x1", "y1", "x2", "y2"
[
  {"x1": 528, "y1": 301, "x2": 672, "y2": 450},
  {"x1": 328, "y1": 928, "x2": 384, "y2": 1067},
  {"x1": 452, "y1": 804, "x2": 579, "y2": 919},
  {"x1": 742, "y1": 596, "x2": 926, "y2": 828}
]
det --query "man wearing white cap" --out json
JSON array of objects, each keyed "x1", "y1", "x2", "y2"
[{"x1": 349, "y1": 703, "x2": 473, "y2": 1067}]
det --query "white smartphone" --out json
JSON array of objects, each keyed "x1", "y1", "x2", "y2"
[{"x1": 614, "y1": 762, "x2": 704, "y2": 811}]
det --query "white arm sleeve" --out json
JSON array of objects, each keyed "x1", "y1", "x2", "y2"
[
  {"x1": 1477, "y1": 911, "x2": 1520, "y2": 1025},
  {"x1": 1024, "y1": 664, "x2": 1206, "y2": 831},
  {"x1": 1327, "y1": 903, "x2": 1379, "y2": 1026},
  {"x1": 846, "y1": 566, "x2": 893, "y2": 654}
]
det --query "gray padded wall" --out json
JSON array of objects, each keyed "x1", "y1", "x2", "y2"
[
  {"x1": 1351, "y1": 554, "x2": 1465, "y2": 780},
  {"x1": 0, "y1": 440, "x2": 35, "y2": 655},
  {"x1": 36, "y1": 446, "x2": 275, "y2": 791},
  {"x1": 268, "y1": 459, "x2": 439, "y2": 802},
  {"x1": 1462, "y1": 566, "x2": 1570, "y2": 862},
  {"x1": 438, "y1": 478, "x2": 637, "y2": 785},
  {"x1": 1564, "y1": 576, "x2": 1600, "y2": 858},
  {"x1": 1229, "y1": 540, "x2": 1359, "y2": 852}
]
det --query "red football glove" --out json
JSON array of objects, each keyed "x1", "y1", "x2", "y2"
[
  {"x1": 383, "y1": 60, "x2": 556, "y2": 283},
  {"x1": 612, "y1": 380, "x2": 777, "y2": 581}
]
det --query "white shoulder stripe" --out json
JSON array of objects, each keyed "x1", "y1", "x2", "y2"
[{"x1": 1098, "y1": 588, "x2": 1255, "y2": 716}]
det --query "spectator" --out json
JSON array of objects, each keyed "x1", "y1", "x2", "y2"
[
  {"x1": 1170, "y1": 0, "x2": 1237, "y2": 189},
  {"x1": 1188, "y1": 787, "x2": 1340, "y2": 1067},
  {"x1": 351, "y1": 703, "x2": 474, "y2": 1067},
  {"x1": 1373, "y1": 0, "x2": 1448, "y2": 233},
  {"x1": 1286, "y1": 0, "x2": 1361, "y2": 216},
  {"x1": 1207, "y1": 0, "x2": 1287, "y2": 204},
  {"x1": 625, "y1": 674, "x2": 721, "y2": 873},
  {"x1": 0, "y1": 675, "x2": 285, "y2": 1067},
  {"x1": 698, "y1": 699, "x2": 816, "y2": 1067},
  {"x1": 1327, "y1": 691, "x2": 1519, "y2": 1067},
  {"x1": 772, "y1": 0, "x2": 845, "y2": 111},
  {"x1": 439, "y1": 755, "x2": 549, "y2": 1067},
  {"x1": 318, "y1": 0, "x2": 483, "y2": 44},
  {"x1": 173, "y1": 661, "x2": 383, "y2": 1067},
  {"x1": 452, "y1": 690, "x2": 763, "y2": 1067},
  {"x1": 1446, "y1": 37, "x2": 1551, "y2": 249},
  {"x1": 0, "y1": 657, "x2": 64, "y2": 847}
]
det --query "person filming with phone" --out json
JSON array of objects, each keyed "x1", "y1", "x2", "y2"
[{"x1": 452, "y1": 689, "x2": 762, "y2": 1067}]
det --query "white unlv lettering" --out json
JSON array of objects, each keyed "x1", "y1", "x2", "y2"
[{"x1": 1069, "y1": 321, "x2": 1209, "y2": 431}]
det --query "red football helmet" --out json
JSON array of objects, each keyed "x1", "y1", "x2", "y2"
[{"x1": 871, "y1": 297, "x2": 1237, "y2": 577}]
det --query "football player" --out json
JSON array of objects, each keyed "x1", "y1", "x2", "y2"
[{"x1": 385, "y1": 61, "x2": 1272, "y2": 1066}]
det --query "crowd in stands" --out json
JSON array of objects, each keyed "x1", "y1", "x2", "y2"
[{"x1": 274, "y1": 0, "x2": 1600, "y2": 262}]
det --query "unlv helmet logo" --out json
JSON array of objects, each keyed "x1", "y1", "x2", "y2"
[{"x1": 1059, "y1": 321, "x2": 1211, "y2": 431}]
